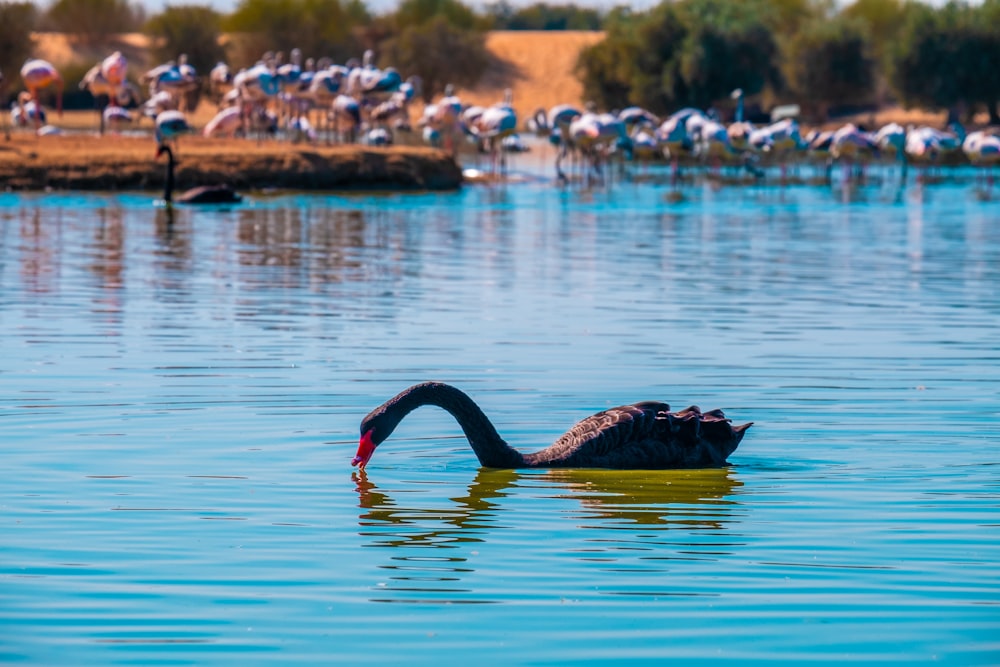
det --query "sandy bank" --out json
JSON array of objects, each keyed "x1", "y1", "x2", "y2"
[{"x1": 0, "y1": 135, "x2": 463, "y2": 192}]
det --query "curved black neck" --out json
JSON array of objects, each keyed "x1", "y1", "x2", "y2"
[
  {"x1": 380, "y1": 382, "x2": 525, "y2": 468},
  {"x1": 160, "y1": 145, "x2": 175, "y2": 203}
]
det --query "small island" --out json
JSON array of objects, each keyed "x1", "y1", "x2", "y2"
[{"x1": 0, "y1": 134, "x2": 464, "y2": 192}]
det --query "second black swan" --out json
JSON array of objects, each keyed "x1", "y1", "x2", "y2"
[
  {"x1": 157, "y1": 144, "x2": 242, "y2": 205},
  {"x1": 353, "y1": 382, "x2": 752, "y2": 470}
]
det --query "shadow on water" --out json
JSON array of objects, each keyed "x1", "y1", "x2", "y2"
[{"x1": 353, "y1": 467, "x2": 743, "y2": 604}]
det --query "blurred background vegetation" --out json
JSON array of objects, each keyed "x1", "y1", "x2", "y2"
[{"x1": 0, "y1": 0, "x2": 998, "y2": 124}]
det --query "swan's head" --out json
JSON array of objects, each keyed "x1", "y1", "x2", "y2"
[{"x1": 353, "y1": 408, "x2": 399, "y2": 469}]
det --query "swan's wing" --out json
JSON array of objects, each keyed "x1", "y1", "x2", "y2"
[
  {"x1": 527, "y1": 402, "x2": 668, "y2": 467},
  {"x1": 528, "y1": 402, "x2": 750, "y2": 469}
]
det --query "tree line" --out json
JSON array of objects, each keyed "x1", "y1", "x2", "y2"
[
  {"x1": 577, "y1": 0, "x2": 1000, "y2": 124},
  {"x1": 0, "y1": 0, "x2": 997, "y2": 123}
]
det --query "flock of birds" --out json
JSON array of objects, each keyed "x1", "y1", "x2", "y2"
[
  {"x1": 4, "y1": 52, "x2": 1000, "y2": 186},
  {"x1": 523, "y1": 94, "x2": 1000, "y2": 184}
]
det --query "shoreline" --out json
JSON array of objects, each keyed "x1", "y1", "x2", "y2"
[{"x1": 0, "y1": 135, "x2": 464, "y2": 192}]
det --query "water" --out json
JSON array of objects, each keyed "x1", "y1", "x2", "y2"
[{"x1": 2, "y1": 169, "x2": 999, "y2": 665}]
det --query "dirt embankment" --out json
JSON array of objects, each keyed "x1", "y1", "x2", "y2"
[{"x1": 0, "y1": 135, "x2": 463, "y2": 192}]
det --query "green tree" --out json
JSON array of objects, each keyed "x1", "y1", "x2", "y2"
[
  {"x1": 226, "y1": 0, "x2": 369, "y2": 66},
  {"x1": 785, "y1": 16, "x2": 875, "y2": 119},
  {"x1": 45, "y1": 0, "x2": 141, "y2": 46},
  {"x1": 0, "y1": 1, "x2": 38, "y2": 103},
  {"x1": 381, "y1": 15, "x2": 489, "y2": 102},
  {"x1": 841, "y1": 0, "x2": 904, "y2": 64},
  {"x1": 488, "y1": 2, "x2": 603, "y2": 30},
  {"x1": 888, "y1": 1, "x2": 1000, "y2": 121},
  {"x1": 145, "y1": 5, "x2": 227, "y2": 78},
  {"x1": 675, "y1": 0, "x2": 782, "y2": 109},
  {"x1": 394, "y1": 0, "x2": 479, "y2": 31}
]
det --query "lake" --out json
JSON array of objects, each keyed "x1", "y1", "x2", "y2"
[{"x1": 2, "y1": 162, "x2": 999, "y2": 665}]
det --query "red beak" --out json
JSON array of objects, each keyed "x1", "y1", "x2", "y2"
[{"x1": 352, "y1": 429, "x2": 376, "y2": 468}]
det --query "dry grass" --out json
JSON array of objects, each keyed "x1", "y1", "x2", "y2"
[{"x1": 460, "y1": 31, "x2": 605, "y2": 119}]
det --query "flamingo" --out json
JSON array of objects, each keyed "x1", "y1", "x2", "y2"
[
  {"x1": 102, "y1": 105, "x2": 133, "y2": 133},
  {"x1": 203, "y1": 105, "x2": 244, "y2": 138},
  {"x1": 429, "y1": 84, "x2": 464, "y2": 155},
  {"x1": 100, "y1": 51, "x2": 128, "y2": 87},
  {"x1": 905, "y1": 125, "x2": 960, "y2": 179},
  {"x1": 155, "y1": 110, "x2": 191, "y2": 151},
  {"x1": 502, "y1": 134, "x2": 529, "y2": 153},
  {"x1": 656, "y1": 108, "x2": 703, "y2": 180},
  {"x1": 81, "y1": 60, "x2": 139, "y2": 134},
  {"x1": 547, "y1": 104, "x2": 582, "y2": 180},
  {"x1": 962, "y1": 130, "x2": 1000, "y2": 185},
  {"x1": 875, "y1": 122, "x2": 908, "y2": 178},
  {"x1": 287, "y1": 114, "x2": 316, "y2": 143},
  {"x1": 11, "y1": 92, "x2": 46, "y2": 128},
  {"x1": 830, "y1": 123, "x2": 879, "y2": 180},
  {"x1": 364, "y1": 126, "x2": 393, "y2": 146},
  {"x1": 209, "y1": 62, "x2": 234, "y2": 104},
  {"x1": 422, "y1": 124, "x2": 443, "y2": 148},
  {"x1": 332, "y1": 94, "x2": 361, "y2": 143},
  {"x1": 689, "y1": 117, "x2": 733, "y2": 172},
  {"x1": 526, "y1": 107, "x2": 549, "y2": 136},
  {"x1": 143, "y1": 90, "x2": 178, "y2": 121},
  {"x1": 748, "y1": 118, "x2": 805, "y2": 180},
  {"x1": 567, "y1": 107, "x2": 627, "y2": 183},
  {"x1": 803, "y1": 129, "x2": 835, "y2": 180},
  {"x1": 305, "y1": 65, "x2": 346, "y2": 140},
  {"x1": 629, "y1": 125, "x2": 660, "y2": 163},
  {"x1": 20, "y1": 59, "x2": 62, "y2": 127},
  {"x1": 149, "y1": 62, "x2": 199, "y2": 109},
  {"x1": 469, "y1": 89, "x2": 518, "y2": 177}
]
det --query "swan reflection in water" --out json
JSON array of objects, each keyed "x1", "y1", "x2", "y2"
[{"x1": 353, "y1": 467, "x2": 743, "y2": 603}]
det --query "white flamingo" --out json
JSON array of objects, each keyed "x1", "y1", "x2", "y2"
[
  {"x1": 20, "y1": 59, "x2": 63, "y2": 126},
  {"x1": 547, "y1": 104, "x2": 582, "y2": 180},
  {"x1": 100, "y1": 51, "x2": 128, "y2": 87},
  {"x1": 875, "y1": 122, "x2": 908, "y2": 176},
  {"x1": 905, "y1": 125, "x2": 961, "y2": 178},
  {"x1": 102, "y1": 105, "x2": 133, "y2": 133},
  {"x1": 304, "y1": 65, "x2": 346, "y2": 139},
  {"x1": 567, "y1": 107, "x2": 627, "y2": 183},
  {"x1": 962, "y1": 130, "x2": 1000, "y2": 184},
  {"x1": 11, "y1": 92, "x2": 46, "y2": 128},
  {"x1": 155, "y1": 110, "x2": 191, "y2": 150},
  {"x1": 143, "y1": 90, "x2": 178, "y2": 121},
  {"x1": 209, "y1": 62, "x2": 233, "y2": 104},
  {"x1": 748, "y1": 118, "x2": 805, "y2": 179},
  {"x1": 332, "y1": 94, "x2": 361, "y2": 143},
  {"x1": 830, "y1": 123, "x2": 879, "y2": 180},
  {"x1": 428, "y1": 84, "x2": 464, "y2": 155},
  {"x1": 656, "y1": 108, "x2": 703, "y2": 179},
  {"x1": 469, "y1": 89, "x2": 518, "y2": 177}
]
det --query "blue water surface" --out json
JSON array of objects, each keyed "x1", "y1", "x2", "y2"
[{"x1": 1, "y1": 168, "x2": 999, "y2": 665}]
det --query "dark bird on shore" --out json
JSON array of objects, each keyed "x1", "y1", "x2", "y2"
[
  {"x1": 353, "y1": 382, "x2": 751, "y2": 470},
  {"x1": 156, "y1": 144, "x2": 242, "y2": 205}
]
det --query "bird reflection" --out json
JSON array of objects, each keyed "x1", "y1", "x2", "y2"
[
  {"x1": 353, "y1": 466, "x2": 742, "y2": 546},
  {"x1": 537, "y1": 467, "x2": 742, "y2": 529},
  {"x1": 353, "y1": 468, "x2": 516, "y2": 549},
  {"x1": 353, "y1": 468, "x2": 743, "y2": 603}
]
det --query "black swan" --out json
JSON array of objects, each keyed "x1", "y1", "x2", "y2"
[
  {"x1": 353, "y1": 382, "x2": 751, "y2": 470},
  {"x1": 156, "y1": 144, "x2": 242, "y2": 205}
]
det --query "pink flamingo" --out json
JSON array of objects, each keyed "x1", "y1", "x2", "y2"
[
  {"x1": 20, "y1": 59, "x2": 63, "y2": 127},
  {"x1": 203, "y1": 105, "x2": 244, "y2": 138},
  {"x1": 100, "y1": 51, "x2": 128, "y2": 87}
]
